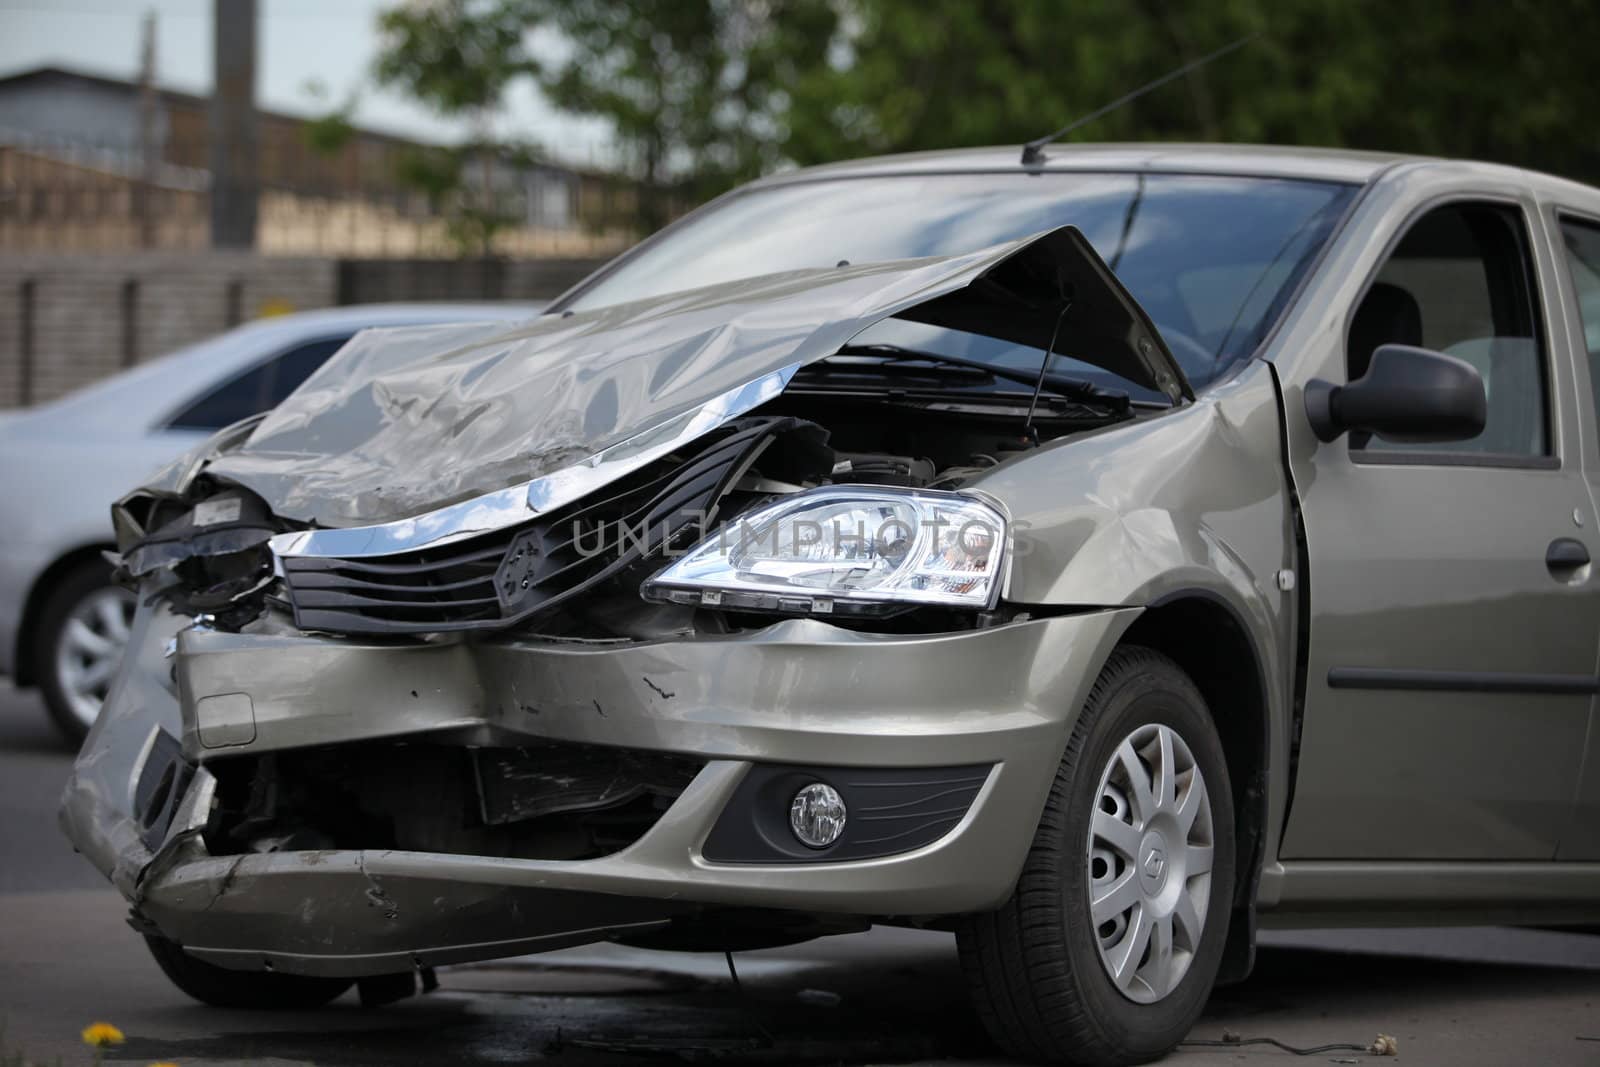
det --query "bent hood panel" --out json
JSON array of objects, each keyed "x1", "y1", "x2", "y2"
[{"x1": 201, "y1": 226, "x2": 1186, "y2": 527}]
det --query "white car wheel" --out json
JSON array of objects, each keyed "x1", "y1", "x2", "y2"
[{"x1": 36, "y1": 561, "x2": 135, "y2": 743}]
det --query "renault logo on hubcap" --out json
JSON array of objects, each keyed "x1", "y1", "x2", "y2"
[
  {"x1": 1143, "y1": 849, "x2": 1166, "y2": 880},
  {"x1": 1137, "y1": 831, "x2": 1171, "y2": 893}
]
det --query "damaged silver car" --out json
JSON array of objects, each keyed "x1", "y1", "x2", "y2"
[{"x1": 62, "y1": 145, "x2": 1600, "y2": 1066}]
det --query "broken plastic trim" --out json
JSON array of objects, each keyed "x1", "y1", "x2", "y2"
[
  {"x1": 267, "y1": 362, "x2": 802, "y2": 562},
  {"x1": 121, "y1": 490, "x2": 279, "y2": 579}
]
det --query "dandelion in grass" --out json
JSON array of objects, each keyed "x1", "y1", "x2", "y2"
[
  {"x1": 81, "y1": 1023, "x2": 124, "y2": 1048},
  {"x1": 81, "y1": 1021, "x2": 125, "y2": 1066}
]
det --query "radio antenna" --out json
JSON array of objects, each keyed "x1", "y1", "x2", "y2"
[{"x1": 1020, "y1": 33, "x2": 1259, "y2": 165}]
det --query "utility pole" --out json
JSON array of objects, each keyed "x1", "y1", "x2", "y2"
[
  {"x1": 135, "y1": 8, "x2": 158, "y2": 248},
  {"x1": 209, "y1": 0, "x2": 258, "y2": 248}
]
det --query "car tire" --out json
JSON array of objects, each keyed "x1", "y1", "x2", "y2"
[
  {"x1": 34, "y1": 558, "x2": 135, "y2": 746},
  {"x1": 956, "y1": 645, "x2": 1235, "y2": 1067},
  {"x1": 144, "y1": 936, "x2": 353, "y2": 1009}
]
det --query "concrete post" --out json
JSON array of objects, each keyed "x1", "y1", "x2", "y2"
[{"x1": 209, "y1": 0, "x2": 258, "y2": 249}]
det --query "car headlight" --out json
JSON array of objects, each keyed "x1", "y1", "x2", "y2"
[{"x1": 642, "y1": 486, "x2": 1007, "y2": 615}]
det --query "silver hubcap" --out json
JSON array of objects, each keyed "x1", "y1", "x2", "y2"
[
  {"x1": 53, "y1": 586, "x2": 135, "y2": 730},
  {"x1": 1086, "y1": 723, "x2": 1214, "y2": 1004}
]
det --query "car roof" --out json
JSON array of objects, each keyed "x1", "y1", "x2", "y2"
[
  {"x1": 743, "y1": 141, "x2": 1600, "y2": 214},
  {"x1": 755, "y1": 142, "x2": 1421, "y2": 188}
]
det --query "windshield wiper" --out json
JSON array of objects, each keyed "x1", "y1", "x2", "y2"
[{"x1": 817, "y1": 343, "x2": 1130, "y2": 410}]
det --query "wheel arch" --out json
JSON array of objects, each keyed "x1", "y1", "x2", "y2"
[
  {"x1": 14, "y1": 542, "x2": 115, "y2": 688},
  {"x1": 1116, "y1": 588, "x2": 1271, "y2": 983}
]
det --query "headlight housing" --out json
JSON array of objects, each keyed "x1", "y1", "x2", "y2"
[{"x1": 642, "y1": 486, "x2": 1007, "y2": 615}]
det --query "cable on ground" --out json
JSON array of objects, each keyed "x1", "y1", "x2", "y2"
[{"x1": 1180, "y1": 1030, "x2": 1398, "y2": 1056}]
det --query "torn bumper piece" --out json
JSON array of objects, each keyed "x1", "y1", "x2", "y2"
[{"x1": 66, "y1": 602, "x2": 1135, "y2": 978}]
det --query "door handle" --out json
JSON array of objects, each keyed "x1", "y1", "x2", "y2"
[{"x1": 1547, "y1": 538, "x2": 1590, "y2": 573}]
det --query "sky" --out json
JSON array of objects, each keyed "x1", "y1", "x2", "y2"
[{"x1": 0, "y1": 0, "x2": 617, "y2": 167}]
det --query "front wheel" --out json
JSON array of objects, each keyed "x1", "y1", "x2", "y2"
[{"x1": 957, "y1": 646, "x2": 1235, "y2": 1066}]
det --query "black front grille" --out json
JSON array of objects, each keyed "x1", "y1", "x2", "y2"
[
  {"x1": 279, "y1": 533, "x2": 513, "y2": 630},
  {"x1": 279, "y1": 417, "x2": 822, "y2": 634}
]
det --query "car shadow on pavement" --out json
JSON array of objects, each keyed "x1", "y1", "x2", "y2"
[
  {"x1": 96, "y1": 934, "x2": 1600, "y2": 1067},
  {"x1": 104, "y1": 953, "x2": 984, "y2": 1066}
]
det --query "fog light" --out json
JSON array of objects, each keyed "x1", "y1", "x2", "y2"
[{"x1": 790, "y1": 782, "x2": 847, "y2": 848}]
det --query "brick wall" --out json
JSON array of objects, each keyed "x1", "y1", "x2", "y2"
[{"x1": 0, "y1": 252, "x2": 336, "y2": 408}]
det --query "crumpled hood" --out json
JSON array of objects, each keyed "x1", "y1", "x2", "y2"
[{"x1": 190, "y1": 225, "x2": 1186, "y2": 527}]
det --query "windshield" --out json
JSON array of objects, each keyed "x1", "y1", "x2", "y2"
[{"x1": 564, "y1": 172, "x2": 1356, "y2": 396}]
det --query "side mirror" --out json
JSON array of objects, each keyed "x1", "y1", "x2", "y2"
[{"x1": 1305, "y1": 344, "x2": 1487, "y2": 444}]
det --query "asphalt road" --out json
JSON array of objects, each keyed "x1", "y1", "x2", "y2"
[{"x1": 4, "y1": 682, "x2": 1600, "y2": 1067}]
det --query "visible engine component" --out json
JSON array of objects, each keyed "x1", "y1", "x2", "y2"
[{"x1": 829, "y1": 452, "x2": 937, "y2": 487}]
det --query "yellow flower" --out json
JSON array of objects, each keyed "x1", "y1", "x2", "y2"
[{"x1": 81, "y1": 1022, "x2": 126, "y2": 1047}]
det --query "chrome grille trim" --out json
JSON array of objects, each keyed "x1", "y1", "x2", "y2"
[{"x1": 268, "y1": 362, "x2": 800, "y2": 561}]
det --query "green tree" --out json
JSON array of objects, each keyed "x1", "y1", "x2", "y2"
[
  {"x1": 373, "y1": 0, "x2": 538, "y2": 115},
  {"x1": 300, "y1": 78, "x2": 359, "y2": 158},
  {"x1": 372, "y1": 0, "x2": 542, "y2": 255},
  {"x1": 534, "y1": 0, "x2": 837, "y2": 230},
  {"x1": 368, "y1": 0, "x2": 1600, "y2": 234},
  {"x1": 783, "y1": 0, "x2": 1600, "y2": 185},
  {"x1": 371, "y1": 0, "x2": 838, "y2": 235}
]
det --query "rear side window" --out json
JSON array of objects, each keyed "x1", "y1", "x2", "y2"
[
  {"x1": 265, "y1": 337, "x2": 346, "y2": 406},
  {"x1": 168, "y1": 336, "x2": 348, "y2": 430},
  {"x1": 1557, "y1": 217, "x2": 1600, "y2": 447},
  {"x1": 1347, "y1": 202, "x2": 1548, "y2": 459}
]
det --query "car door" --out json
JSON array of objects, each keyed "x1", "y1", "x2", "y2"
[
  {"x1": 1282, "y1": 194, "x2": 1600, "y2": 860},
  {"x1": 1550, "y1": 210, "x2": 1600, "y2": 860}
]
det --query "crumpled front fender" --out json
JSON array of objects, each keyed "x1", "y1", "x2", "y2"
[{"x1": 59, "y1": 580, "x2": 190, "y2": 898}]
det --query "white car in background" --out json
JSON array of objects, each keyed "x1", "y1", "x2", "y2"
[{"x1": 0, "y1": 302, "x2": 543, "y2": 742}]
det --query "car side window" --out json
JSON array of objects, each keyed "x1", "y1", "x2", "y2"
[
  {"x1": 266, "y1": 337, "x2": 346, "y2": 407},
  {"x1": 167, "y1": 335, "x2": 350, "y2": 431},
  {"x1": 1557, "y1": 217, "x2": 1600, "y2": 447},
  {"x1": 1347, "y1": 202, "x2": 1548, "y2": 459},
  {"x1": 166, "y1": 362, "x2": 273, "y2": 431}
]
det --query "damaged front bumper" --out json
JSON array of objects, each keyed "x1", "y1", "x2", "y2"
[{"x1": 61, "y1": 586, "x2": 1135, "y2": 978}]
